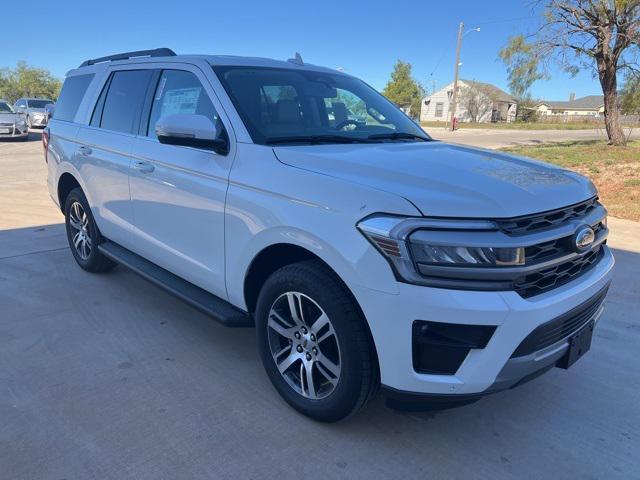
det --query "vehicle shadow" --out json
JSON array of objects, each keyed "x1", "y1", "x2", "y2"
[{"x1": 1, "y1": 222, "x2": 638, "y2": 479}]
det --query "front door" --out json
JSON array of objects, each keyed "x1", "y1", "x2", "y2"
[{"x1": 129, "y1": 68, "x2": 233, "y2": 299}]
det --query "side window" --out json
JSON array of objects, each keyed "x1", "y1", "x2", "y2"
[
  {"x1": 147, "y1": 70, "x2": 219, "y2": 137},
  {"x1": 435, "y1": 102, "x2": 444, "y2": 118},
  {"x1": 100, "y1": 70, "x2": 153, "y2": 134},
  {"x1": 55, "y1": 74, "x2": 95, "y2": 122}
]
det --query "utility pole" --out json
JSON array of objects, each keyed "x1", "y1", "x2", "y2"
[{"x1": 449, "y1": 21, "x2": 464, "y2": 131}]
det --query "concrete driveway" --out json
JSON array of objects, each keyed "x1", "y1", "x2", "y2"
[
  {"x1": 427, "y1": 126, "x2": 639, "y2": 149},
  {"x1": 1, "y1": 133, "x2": 639, "y2": 479}
]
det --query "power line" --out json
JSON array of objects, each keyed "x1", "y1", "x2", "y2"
[{"x1": 472, "y1": 16, "x2": 532, "y2": 26}]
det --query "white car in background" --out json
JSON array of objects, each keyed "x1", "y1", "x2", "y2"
[
  {"x1": 44, "y1": 49, "x2": 613, "y2": 422},
  {"x1": 0, "y1": 100, "x2": 29, "y2": 140},
  {"x1": 14, "y1": 97, "x2": 54, "y2": 128}
]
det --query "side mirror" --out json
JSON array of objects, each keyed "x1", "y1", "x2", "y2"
[
  {"x1": 155, "y1": 113, "x2": 228, "y2": 154},
  {"x1": 45, "y1": 104, "x2": 55, "y2": 119}
]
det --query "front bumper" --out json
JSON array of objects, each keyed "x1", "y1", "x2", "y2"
[
  {"x1": 0, "y1": 125, "x2": 28, "y2": 138},
  {"x1": 352, "y1": 245, "x2": 614, "y2": 398},
  {"x1": 29, "y1": 115, "x2": 48, "y2": 127}
]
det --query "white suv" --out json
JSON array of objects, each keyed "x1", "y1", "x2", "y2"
[{"x1": 45, "y1": 49, "x2": 614, "y2": 422}]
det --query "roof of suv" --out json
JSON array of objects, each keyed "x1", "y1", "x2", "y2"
[{"x1": 70, "y1": 49, "x2": 344, "y2": 77}]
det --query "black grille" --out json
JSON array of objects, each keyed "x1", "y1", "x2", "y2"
[
  {"x1": 524, "y1": 220, "x2": 606, "y2": 265},
  {"x1": 515, "y1": 247, "x2": 604, "y2": 298},
  {"x1": 511, "y1": 284, "x2": 609, "y2": 357},
  {"x1": 0, "y1": 122, "x2": 14, "y2": 127},
  {"x1": 525, "y1": 238, "x2": 564, "y2": 263},
  {"x1": 496, "y1": 197, "x2": 599, "y2": 235}
]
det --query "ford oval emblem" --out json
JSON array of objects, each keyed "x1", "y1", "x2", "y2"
[{"x1": 574, "y1": 226, "x2": 595, "y2": 252}]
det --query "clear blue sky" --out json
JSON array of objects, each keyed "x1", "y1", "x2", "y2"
[{"x1": 3, "y1": 0, "x2": 602, "y2": 100}]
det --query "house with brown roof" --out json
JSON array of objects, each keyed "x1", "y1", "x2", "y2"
[{"x1": 420, "y1": 79, "x2": 518, "y2": 123}]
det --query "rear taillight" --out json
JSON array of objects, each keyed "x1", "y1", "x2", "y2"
[{"x1": 42, "y1": 128, "x2": 49, "y2": 164}]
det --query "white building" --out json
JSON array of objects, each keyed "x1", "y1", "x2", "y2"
[
  {"x1": 421, "y1": 79, "x2": 517, "y2": 123},
  {"x1": 534, "y1": 95, "x2": 605, "y2": 117}
]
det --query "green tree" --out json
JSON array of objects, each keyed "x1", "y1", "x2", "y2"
[
  {"x1": 382, "y1": 60, "x2": 424, "y2": 118},
  {"x1": 0, "y1": 62, "x2": 61, "y2": 104},
  {"x1": 620, "y1": 72, "x2": 640, "y2": 115},
  {"x1": 498, "y1": 35, "x2": 546, "y2": 100},
  {"x1": 498, "y1": 1, "x2": 640, "y2": 146}
]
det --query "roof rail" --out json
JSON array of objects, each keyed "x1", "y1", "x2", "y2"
[{"x1": 79, "y1": 48, "x2": 176, "y2": 68}]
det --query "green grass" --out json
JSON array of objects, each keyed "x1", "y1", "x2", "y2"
[
  {"x1": 502, "y1": 140, "x2": 640, "y2": 221},
  {"x1": 420, "y1": 121, "x2": 633, "y2": 131}
]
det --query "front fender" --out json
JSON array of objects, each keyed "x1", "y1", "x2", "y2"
[{"x1": 224, "y1": 144, "x2": 421, "y2": 310}]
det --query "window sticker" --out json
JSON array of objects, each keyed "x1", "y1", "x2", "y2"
[{"x1": 160, "y1": 87, "x2": 201, "y2": 116}]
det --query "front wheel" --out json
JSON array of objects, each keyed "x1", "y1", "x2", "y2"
[{"x1": 256, "y1": 260, "x2": 377, "y2": 422}]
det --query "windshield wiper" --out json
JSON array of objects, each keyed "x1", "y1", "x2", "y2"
[
  {"x1": 265, "y1": 135, "x2": 377, "y2": 145},
  {"x1": 367, "y1": 132, "x2": 431, "y2": 142}
]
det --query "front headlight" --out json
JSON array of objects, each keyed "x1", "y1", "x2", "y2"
[
  {"x1": 409, "y1": 242, "x2": 524, "y2": 266},
  {"x1": 16, "y1": 120, "x2": 26, "y2": 127},
  {"x1": 357, "y1": 214, "x2": 525, "y2": 285}
]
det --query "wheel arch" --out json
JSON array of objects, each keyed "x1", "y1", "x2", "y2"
[
  {"x1": 243, "y1": 242, "x2": 380, "y2": 379},
  {"x1": 57, "y1": 172, "x2": 82, "y2": 212}
]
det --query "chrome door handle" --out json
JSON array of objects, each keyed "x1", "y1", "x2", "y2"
[
  {"x1": 133, "y1": 161, "x2": 155, "y2": 174},
  {"x1": 77, "y1": 145, "x2": 92, "y2": 156}
]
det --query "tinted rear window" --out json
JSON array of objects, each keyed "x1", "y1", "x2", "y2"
[
  {"x1": 100, "y1": 70, "x2": 152, "y2": 134},
  {"x1": 55, "y1": 74, "x2": 94, "y2": 122}
]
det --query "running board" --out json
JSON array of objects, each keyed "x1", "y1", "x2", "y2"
[{"x1": 98, "y1": 241, "x2": 253, "y2": 328}]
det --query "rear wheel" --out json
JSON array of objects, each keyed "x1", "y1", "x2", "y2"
[
  {"x1": 64, "y1": 187, "x2": 116, "y2": 273},
  {"x1": 256, "y1": 260, "x2": 377, "y2": 422}
]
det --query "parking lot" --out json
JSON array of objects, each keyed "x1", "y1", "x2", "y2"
[{"x1": 1, "y1": 132, "x2": 639, "y2": 479}]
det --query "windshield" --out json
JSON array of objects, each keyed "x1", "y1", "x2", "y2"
[
  {"x1": 213, "y1": 66, "x2": 429, "y2": 145},
  {"x1": 0, "y1": 102, "x2": 14, "y2": 114},
  {"x1": 27, "y1": 99, "x2": 52, "y2": 109}
]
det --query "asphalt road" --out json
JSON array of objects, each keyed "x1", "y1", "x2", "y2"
[
  {"x1": 427, "y1": 126, "x2": 639, "y2": 149},
  {"x1": 1, "y1": 132, "x2": 639, "y2": 480}
]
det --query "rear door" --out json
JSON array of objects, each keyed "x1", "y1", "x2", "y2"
[
  {"x1": 75, "y1": 68, "x2": 155, "y2": 248},
  {"x1": 129, "y1": 66, "x2": 233, "y2": 299},
  {"x1": 47, "y1": 73, "x2": 96, "y2": 203}
]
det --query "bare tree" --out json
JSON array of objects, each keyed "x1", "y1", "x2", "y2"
[
  {"x1": 500, "y1": 0, "x2": 640, "y2": 146},
  {"x1": 459, "y1": 82, "x2": 495, "y2": 122}
]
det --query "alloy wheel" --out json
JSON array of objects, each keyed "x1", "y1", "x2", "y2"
[
  {"x1": 68, "y1": 201, "x2": 92, "y2": 261},
  {"x1": 267, "y1": 292, "x2": 342, "y2": 400}
]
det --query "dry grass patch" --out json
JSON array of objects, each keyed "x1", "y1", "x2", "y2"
[{"x1": 502, "y1": 140, "x2": 640, "y2": 221}]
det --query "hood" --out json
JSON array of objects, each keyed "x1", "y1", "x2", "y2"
[
  {"x1": 29, "y1": 108, "x2": 46, "y2": 114},
  {"x1": 0, "y1": 113, "x2": 18, "y2": 123},
  {"x1": 273, "y1": 141, "x2": 596, "y2": 218}
]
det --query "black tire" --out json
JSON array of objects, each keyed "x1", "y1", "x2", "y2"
[
  {"x1": 256, "y1": 260, "x2": 378, "y2": 422},
  {"x1": 64, "y1": 187, "x2": 116, "y2": 273}
]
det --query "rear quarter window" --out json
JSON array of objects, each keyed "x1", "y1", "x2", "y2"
[{"x1": 55, "y1": 74, "x2": 95, "y2": 122}]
